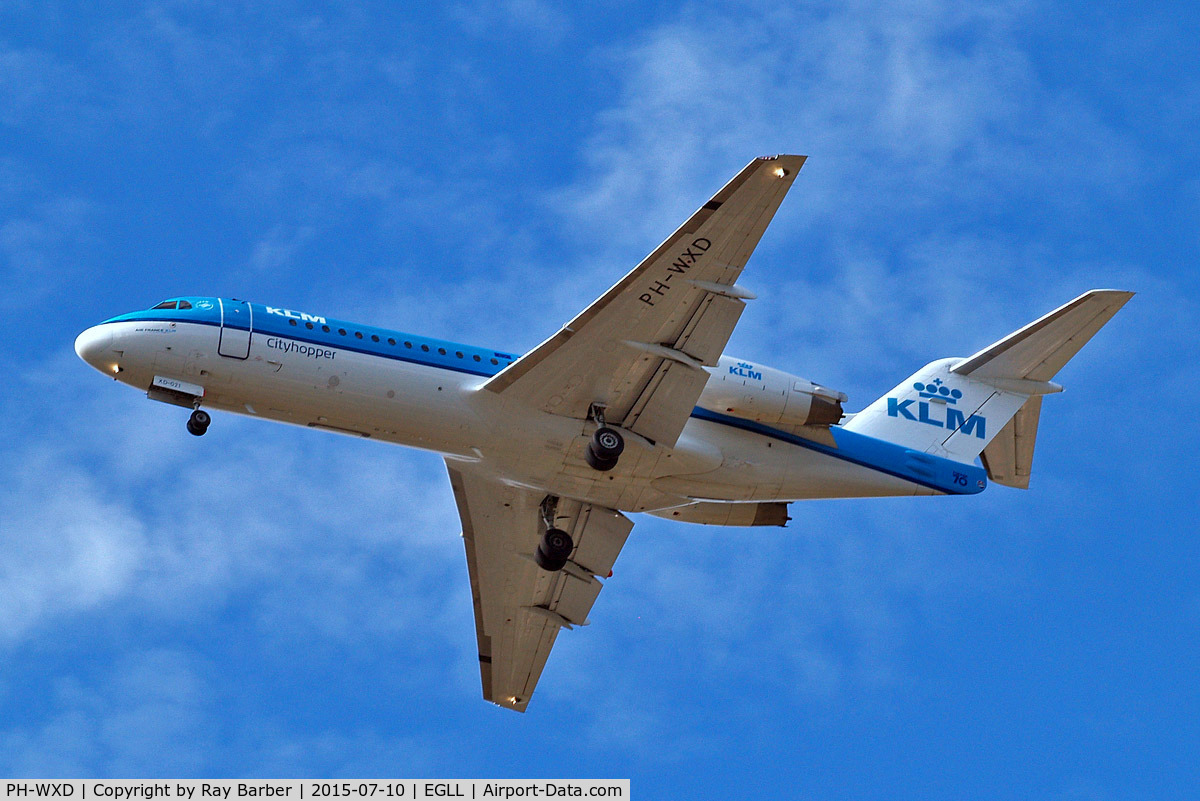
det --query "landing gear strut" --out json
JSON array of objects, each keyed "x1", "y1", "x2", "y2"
[
  {"x1": 585, "y1": 404, "x2": 624, "y2": 472},
  {"x1": 187, "y1": 408, "x2": 211, "y2": 437},
  {"x1": 535, "y1": 496, "x2": 574, "y2": 572}
]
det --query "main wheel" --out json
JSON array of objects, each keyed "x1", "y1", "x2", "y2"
[
  {"x1": 592, "y1": 426, "x2": 624, "y2": 459},
  {"x1": 586, "y1": 426, "x2": 624, "y2": 471},
  {"x1": 535, "y1": 527, "x2": 574, "y2": 572}
]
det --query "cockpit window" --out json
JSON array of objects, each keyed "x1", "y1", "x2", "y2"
[
  {"x1": 178, "y1": 300, "x2": 192, "y2": 310},
  {"x1": 152, "y1": 300, "x2": 178, "y2": 310}
]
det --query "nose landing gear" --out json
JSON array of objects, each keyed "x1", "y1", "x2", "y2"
[{"x1": 187, "y1": 408, "x2": 211, "y2": 437}]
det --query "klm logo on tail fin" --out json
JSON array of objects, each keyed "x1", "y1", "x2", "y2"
[{"x1": 888, "y1": 380, "x2": 986, "y2": 438}]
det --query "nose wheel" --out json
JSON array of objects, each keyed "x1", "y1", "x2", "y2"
[{"x1": 187, "y1": 408, "x2": 211, "y2": 437}]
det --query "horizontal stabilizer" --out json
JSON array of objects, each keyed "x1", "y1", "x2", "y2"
[
  {"x1": 952, "y1": 290, "x2": 1134, "y2": 381},
  {"x1": 648, "y1": 501, "x2": 790, "y2": 527}
]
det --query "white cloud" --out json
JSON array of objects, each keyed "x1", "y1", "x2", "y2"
[
  {"x1": 0, "y1": 45, "x2": 95, "y2": 128},
  {"x1": 0, "y1": 641, "x2": 445, "y2": 776},
  {"x1": 0, "y1": 194, "x2": 99, "y2": 314},
  {"x1": 248, "y1": 224, "x2": 316, "y2": 274},
  {"x1": 450, "y1": 0, "x2": 572, "y2": 43},
  {"x1": 0, "y1": 649, "x2": 217, "y2": 776},
  {"x1": 0, "y1": 452, "x2": 147, "y2": 643},
  {"x1": 539, "y1": 0, "x2": 1159, "y2": 401},
  {"x1": 0, "y1": 350, "x2": 469, "y2": 653}
]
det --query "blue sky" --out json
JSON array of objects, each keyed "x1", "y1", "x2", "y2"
[{"x1": 1, "y1": 0, "x2": 1197, "y2": 796}]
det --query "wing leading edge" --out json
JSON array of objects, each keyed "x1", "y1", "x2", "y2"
[
  {"x1": 484, "y1": 155, "x2": 806, "y2": 448},
  {"x1": 447, "y1": 463, "x2": 633, "y2": 712}
]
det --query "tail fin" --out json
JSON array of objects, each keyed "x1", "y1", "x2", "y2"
[{"x1": 843, "y1": 290, "x2": 1133, "y2": 485}]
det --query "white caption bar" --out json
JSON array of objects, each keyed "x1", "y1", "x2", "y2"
[{"x1": 0, "y1": 781, "x2": 629, "y2": 801}]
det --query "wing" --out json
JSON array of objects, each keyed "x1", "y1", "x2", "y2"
[
  {"x1": 447, "y1": 462, "x2": 633, "y2": 712},
  {"x1": 484, "y1": 155, "x2": 806, "y2": 448}
]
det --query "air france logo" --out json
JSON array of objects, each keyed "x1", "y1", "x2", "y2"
[
  {"x1": 729, "y1": 361, "x2": 763, "y2": 380},
  {"x1": 888, "y1": 378, "x2": 987, "y2": 439}
]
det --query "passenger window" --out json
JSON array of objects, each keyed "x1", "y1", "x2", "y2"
[
  {"x1": 355, "y1": 331, "x2": 363, "y2": 339},
  {"x1": 405, "y1": 342, "x2": 412, "y2": 348},
  {"x1": 338, "y1": 329, "x2": 347, "y2": 336},
  {"x1": 455, "y1": 351, "x2": 463, "y2": 358},
  {"x1": 305, "y1": 322, "x2": 314, "y2": 329},
  {"x1": 490, "y1": 358, "x2": 498, "y2": 365},
  {"x1": 473, "y1": 355, "x2": 481, "y2": 362},
  {"x1": 387, "y1": 338, "x2": 396, "y2": 346},
  {"x1": 152, "y1": 301, "x2": 178, "y2": 310},
  {"x1": 421, "y1": 344, "x2": 429, "y2": 352},
  {"x1": 371, "y1": 334, "x2": 380, "y2": 342},
  {"x1": 322, "y1": 325, "x2": 330, "y2": 333},
  {"x1": 437, "y1": 347, "x2": 446, "y2": 355},
  {"x1": 289, "y1": 319, "x2": 297, "y2": 326}
]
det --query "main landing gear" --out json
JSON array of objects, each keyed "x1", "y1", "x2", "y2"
[
  {"x1": 186, "y1": 408, "x2": 211, "y2": 437},
  {"x1": 535, "y1": 496, "x2": 574, "y2": 572},
  {"x1": 584, "y1": 405, "x2": 624, "y2": 472}
]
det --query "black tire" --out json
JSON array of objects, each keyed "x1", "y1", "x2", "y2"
[
  {"x1": 535, "y1": 527, "x2": 573, "y2": 571},
  {"x1": 592, "y1": 426, "x2": 624, "y2": 459},
  {"x1": 190, "y1": 409, "x2": 211, "y2": 428},
  {"x1": 585, "y1": 443, "x2": 618, "y2": 471},
  {"x1": 186, "y1": 419, "x2": 206, "y2": 437}
]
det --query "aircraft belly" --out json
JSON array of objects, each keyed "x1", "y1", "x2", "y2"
[
  {"x1": 776, "y1": 448, "x2": 932, "y2": 499},
  {"x1": 652, "y1": 418, "x2": 929, "y2": 501}
]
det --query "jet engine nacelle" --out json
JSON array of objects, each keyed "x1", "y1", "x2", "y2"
[{"x1": 699, "y1": 355, "x2": 847, "y2": 428}]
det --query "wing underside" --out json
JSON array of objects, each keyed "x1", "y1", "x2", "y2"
[
  {"x1": 484, "y1": 155, "x2": 807, "y2": 448},
  {"x1": 447, "y1": 463, "x2": 632, "y2": 712}
]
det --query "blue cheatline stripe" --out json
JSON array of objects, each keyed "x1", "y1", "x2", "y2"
[
  {"x1": 102, "y1": 297, "x2": 519, "y2": 374},
  {"x1": 689, "y1": 407, "x2": 986, "y2": 496},
  {"x1": 97, "y1": 314, "x2": 505, "y2": 377},
  {"x1": 256, "y1": 327, "x2": 498, "y2": 377},
  {"x1": 95, "y1": 302, "x2": 985, "y2": 495}
]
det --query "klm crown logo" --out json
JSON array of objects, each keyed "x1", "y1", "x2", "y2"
[{"x1": 913, "y1": 378, "x2": 962, "y2": 404}]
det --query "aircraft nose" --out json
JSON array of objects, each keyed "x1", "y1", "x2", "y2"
[{"x1": 74, "y1": 325, "x2": 115, "y2": 371}]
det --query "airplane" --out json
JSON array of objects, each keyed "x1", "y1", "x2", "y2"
[{"x1": 74, "y1": 155, "x2": 1132, "y2": 712}]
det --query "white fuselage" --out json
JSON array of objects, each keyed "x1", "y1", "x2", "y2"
[{"x1": 76, "y1": 308, "x2": 955, "y2": 515}]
